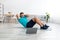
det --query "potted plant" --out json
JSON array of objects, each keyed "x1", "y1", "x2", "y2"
[{"x1": 46, "y1": 12, "x2": 50, "y2": 23}]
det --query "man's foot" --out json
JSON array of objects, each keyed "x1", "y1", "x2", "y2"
[
  {"x1": 40, "y1": 24, "x2": 49, "y2": 30},
  {"x1": 45, "y1": 24, "x2": 49, "y2": 28}
]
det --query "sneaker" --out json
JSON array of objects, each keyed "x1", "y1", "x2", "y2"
[
  {"x1": 44, "y1": 24, "x2": 49, "y2": 28},
  {"x1": 40, "y1": 24, "x2": 49, "y2": 30}
]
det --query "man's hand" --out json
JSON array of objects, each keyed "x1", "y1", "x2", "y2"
[{"x1": 16, "y1": 14, "x2": 19, "y2": 19}]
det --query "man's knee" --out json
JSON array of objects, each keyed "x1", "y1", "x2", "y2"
[
  {"x1": 34, "y1": 17, "x2": 38, "y2": 19},
  {"x1": 33, "y1": 17, "x2": 41, "y2": 21},
  {"x1": 31, "y1": 17, "x2": 37, "y2": 22}
]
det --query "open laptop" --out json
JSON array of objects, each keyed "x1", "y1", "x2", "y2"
[{"x1": 26, "y1": 28, "x2": 37, "y2": 34}]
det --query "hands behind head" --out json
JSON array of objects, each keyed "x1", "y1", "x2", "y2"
[
  {"x1": 24, "y1": 14, "x2": 30, "y2": 17},
  {"x1": 16, "y1": 13, "x2": 29, "y2": 18},
  {"x1": 16, "y1": 14, "x2": 18, "y2": 17},
  {"x1": 16, "y1": 14, "x2": 19, "y2": 19}
]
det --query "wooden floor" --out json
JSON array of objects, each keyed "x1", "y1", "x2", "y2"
[{"x1": 0, "y1": 23, "x2": 60, "y2": 40}]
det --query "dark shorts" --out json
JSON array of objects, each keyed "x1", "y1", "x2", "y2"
[{"x1": 26, "y1": 19, "x2": 36, "y2": 28}]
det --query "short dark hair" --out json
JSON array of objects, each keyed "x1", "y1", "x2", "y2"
[{"x1": 20, "y1": 12, "x2": 24, "y2": 15}]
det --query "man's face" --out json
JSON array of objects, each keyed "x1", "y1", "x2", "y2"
[{"x1": 20, "y1": 14, "x2": 24, "y2": 17}]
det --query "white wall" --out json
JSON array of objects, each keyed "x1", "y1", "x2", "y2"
[
  {"x1": 0, "y1": 0, "x2": 60, "y2": 24},
  {"x1": 0, "y1": 0, "x2": 48, "y2": 15},
  {"x1": 46, "y1": 0, "x2": 60, "y2": 24}
]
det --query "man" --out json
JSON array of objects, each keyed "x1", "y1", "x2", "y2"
[{"x1": 16, "y1": 12, "x2": 49, "y2": 30}]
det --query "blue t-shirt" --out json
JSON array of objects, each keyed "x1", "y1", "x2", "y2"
[{"x1": 18, "y1": 16, "x2": 28, "y2": 28}]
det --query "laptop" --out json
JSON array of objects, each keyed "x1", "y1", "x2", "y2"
[{"x1": 26, "y1": 28, "x2": 37, "y2": 34}]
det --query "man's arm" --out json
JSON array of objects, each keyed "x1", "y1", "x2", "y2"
[
  {"x1": 24, "y1": 14, "x2": 30, "y2": 17},
  {"x1": 16, "y1": 14, "x2": 19, "y2": 19}
]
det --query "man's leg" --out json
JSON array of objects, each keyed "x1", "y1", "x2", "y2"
[
  {"x1": 32, "y1": 17, "x2": 44, "y2": 27},
  {"x1": 32, "y1": 17, "x2": 49, "y2": 29}
]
